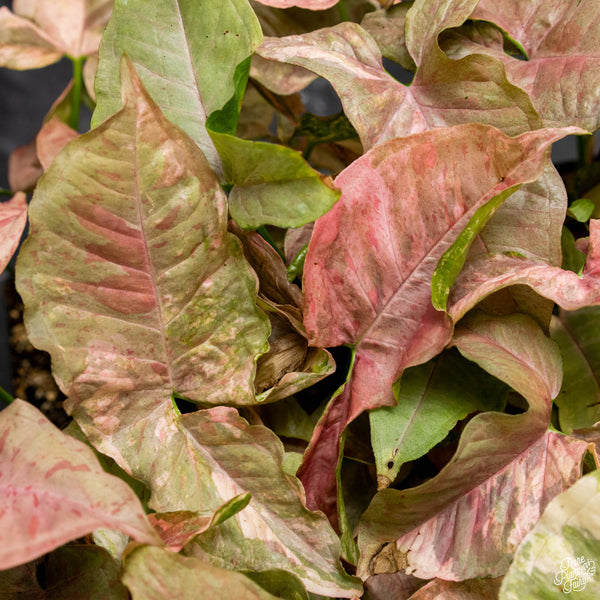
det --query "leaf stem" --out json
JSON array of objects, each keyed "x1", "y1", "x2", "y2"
[
  {"x1": 0, "y1": 386, "x2": 15, "y2": 404},
  {"x1": 336, "y1": 0, "x2": 350, "y2": 22},
  {"x1": 0, "y1": 188, "x2": 14, "y2": 196},
  {"x1": 68, "y1": 56, "x2": 85, "y2": 131},
  {"x1": 257, "y1": 225, "x2": 286, "y2": 261}
]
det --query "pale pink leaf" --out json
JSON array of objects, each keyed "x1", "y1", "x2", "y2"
[
  {"x1": 13, "y1": 0, "x2": 113, "y2": 59},
  {"x1": 409, "y1": 577, "x2": 502, "y2": 599},
  {"x1": 253, "y1": 0, "x2": 338, "y2": 11},
  {"x1": 36, "y1": 116, "x2": 79, "y2": 171},
  {"x1": 469, "y1": 0, "x2": 600, "y2": 130},
  {"x1": 257, "y1": 13, "x2": 540, "y2": 150},
  {"x1": 0, "y1": 399, "x2": 160, "y2": 570},
  {"x1": 8, "y1": 140, "x2": 42, "y2": 192},
  {"x1": 299, "y1": 123, "x2": 575, "y2": 520},
  {"x1": 0, "y1": 192, "x2": 27, "y2": 273},
  {"x1": 0, "y1": 7, "x2": 62, "y2": 69},
  {"x1": 357, "y1": 313, "x2": 587, "y2": 581},
  {"x1": 448, "y1": 220, "x2": 600, "y2": 322}
]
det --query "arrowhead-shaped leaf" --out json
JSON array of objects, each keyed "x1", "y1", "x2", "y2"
[
  {"x1": 92, "y1": 0, "x2": 262, "y2": 174},
  {"x1": 358, "y1": 313, "x2": 587, "y2": 581},
  {"x1": 17, "y1": 59, "x2": 270, "y2": 426},
  {"x1": 210, "y1": 131, "x2": 340, "y2": 229},
  {"x1": 257, "y1": 4, "x2": 541, "y2": 151},
  {"x1": 0, "y1": 399, "x2": 160, "y2": 570},
  {"x1": 298, "y1": 123, "x2": 574, "y2": 520},
  {"x1": 499, "y1": 468, "x2": 600, "y2": 599},
  {"x1": 0, "y1": 192, "x2": 27, "y2": 273},
  {"x1": 551, "y1": 307, "x2": 600, "y2": 434}
]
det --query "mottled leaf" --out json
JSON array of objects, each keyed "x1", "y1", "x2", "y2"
[
  {"x1": 17, "y1": 58, "x2": 270, "y2": 426},
  {"x1": 370, "y1": 349, "x2": 508, "y2": 490},
  {"x1": 299, "y1": 123, "x2": 574, "y2": 520},
  {"x1": 447, "y1": 220, "x2": 600, "y2": 322},
  {"x1": 257, "y1": 6, "x2": 541, "y2": 151},
  {"x1": 360, "y1": 4, "x2": 416, "y2": 72},
  {"x1": 469, "y1": 0, "x2": 600, "y2": 130},
  {"x1": 410, "y1": 577, "x2": 502, "y2": 599},
  {"x1": 0, "y1": 399, "x2": 159, "y2": 570},
  {"x1": 210, "y1": 131, "x2": 340, "y2": 229},
  {"x1": 499, "y1": 468, "x2": 600, "y2": 599},
  {"x1": 551, "y1": 307, "x2": 600, "y2": 434},
  {"x1": 0, "y1": 192, "x2": 27, "y2": 273},
  {"x1": 92, "y1": 0, "x2": 262, "y2": 174},
  {"x1": 122, "y1": 546, "x2": 283, "y2": 600},
  {"x1": 358, "y1": 313, "x2": 586, "y2": 581}
]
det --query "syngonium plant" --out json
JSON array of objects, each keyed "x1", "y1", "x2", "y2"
[{"x1": 2, "y1": 0, "x2": 600, "y2": 598}]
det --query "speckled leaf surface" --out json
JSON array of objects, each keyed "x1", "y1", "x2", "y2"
[
  {"x1": 0, "y1": 192, "x2": 27, "y2": 273},
  {"x1": 257, "y1": 3, "x2": 540, "y2": 151},
  {"x1": 447, "y1": 220, "x2": 600, "y2": 322},
  {"x1": 551, "y1": 307, "x2": 600, "y2": 434},
  {"x1": 298, "y1": 123, "x2": 573, "y2": 521},
  {"x1": 211, "y1": 131, "x2": 340, "y2": 229},
  {"x1": 92, "y1": 0, "x2": 262, "y2": 174},
  {"x1": 468, "y1": 0, "x2": 600, "y2": 131},
  {"x1": 357, "y1": 313, "x2": 587, "y2": 581},
  {"x1": 17, "y1": 59, "x2": 270, "y2": 425},
  {"x1": 499, "y1": 468, "x2": 600, "y2": 600},
  {"x1": 0, "y1": 400, "x2": 159, "y2": 570},
  {"x1": 410, "y1": 577, "x2": 503, "y2": 599}
]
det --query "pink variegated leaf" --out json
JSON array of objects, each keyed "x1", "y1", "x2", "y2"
[
  {"x1": 8, "y1": 140, "x2": 42, "y2": 193},
  {"x1": 257, "y1": 3, "x2": 540, "y2": 150},
  {"x1": 0, "y1": 7, "x2": 61, "y2": 69},
  {"x1": 409, "y1": 577, "x2": 502, "y2": 599},
  {"x1": 15, "y1": 61, "x2": 359, "y2": 597},
  {"x1": 0, "y1": 400, "x2": 160, "y2": 570},
  {"x1": 253, "y1": 0, "x2": 338, "y2": 11},
  {"x1": 357, "y1": 313, "x2": 587, "y2": 581},
  {"x1": 448, "y1": 220, "x2": 600, "y2": 322},
  {"x1": 13, "y1": 0, "x2": 113, "y2": 59},
  {"x1": 468, "y1": 0, "x2": 600, "y2": 130},
  {"x1": 0, "y1": 192, "x2": 27, "y2": 273},
  {"x1": 299, "y1": 123, "x2": 574, "y2": 521},
  {"x1": 36, "y1": 116, "x2": 79, "y2": 171}
]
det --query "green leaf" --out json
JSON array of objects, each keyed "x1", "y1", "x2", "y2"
[
  {"x1": 92, "y1": 0, "x2": 262, "y2": 174},
  {"x1": 568, "y1": 198, "x2": 596, "y2": 223},
  {"x1": 499, "y1": 469, "x2": 600, "y2": 599},
  {"x1": 209, "y1": 131, "x2": 340, "y2": 229},
  {"x1": 210, "y1": 492, "x2": 252, "y2": 528},
  {"x1": 561, "y1": 226, "x2": 587, "y2": 275},
  {"x1": 241, "y1": 570, "x2": 310, "y2": 600},
  {"x1": 551, "y1": 307, "x2": 600, "y2": 434},
  {"x1": 122, "y1": 546, "x2": 283, "y2": 600},
  {"x1": 432, "y1": 184, "x2": 521, "y2": 311},
  {"x1": 369, "y1": 348, "x2": 508, "y2": 489}
]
